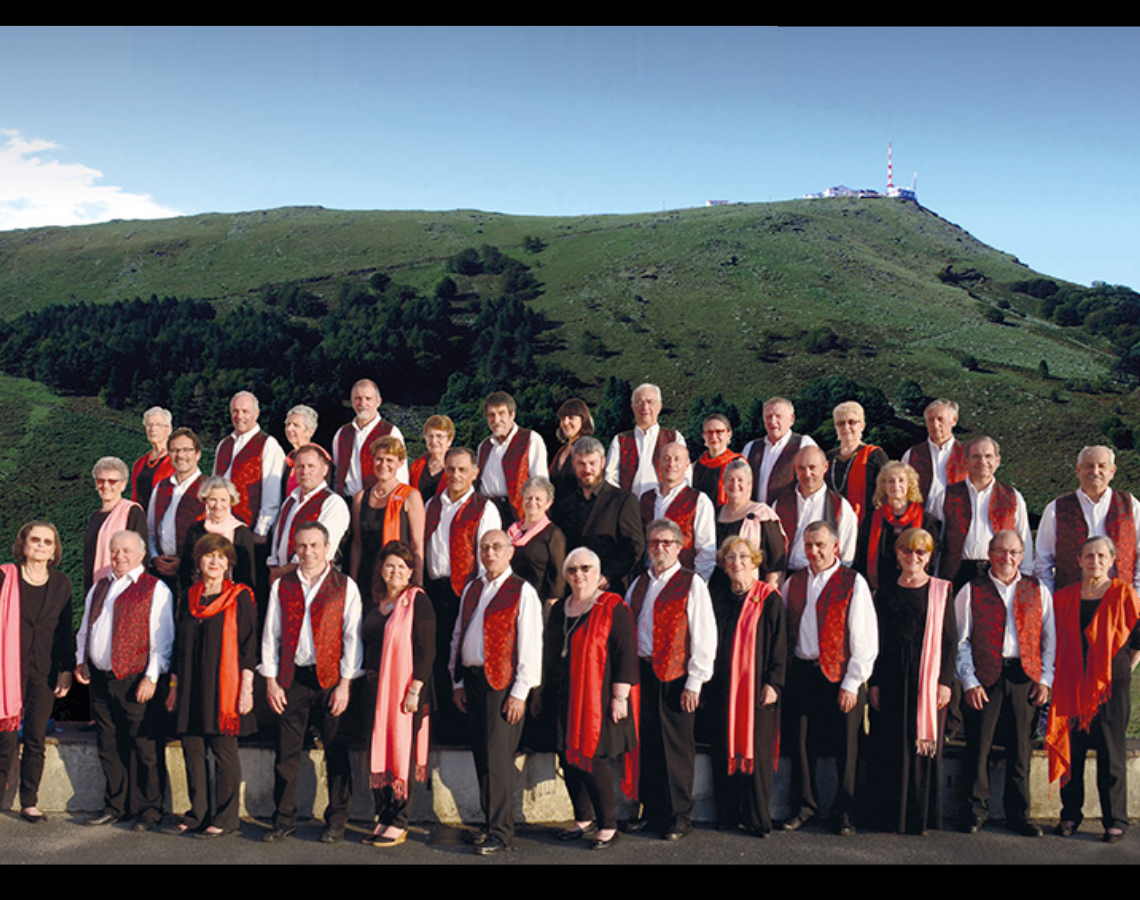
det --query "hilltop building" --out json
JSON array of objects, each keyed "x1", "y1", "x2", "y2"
[{"x1": 804, "y1": 144, "x2": 918, "y2": 203}]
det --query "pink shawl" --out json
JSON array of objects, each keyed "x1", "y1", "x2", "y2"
[
  {"x1": 727, "y1": 579, "x2": 778, "y2": 774},
  {"x1": 92, "y1": 499, "x2": 138, "y2": 584},
  {"x1": 915, "y1": 578, "x2": 950, "y2": 757},
  {"x1": 0, "y1": 564, "x2": 21, "y2": 731},
  {"x1": 508, "y1": 515, "x2": 551, "y2": 548},
  {"x1": 729, "y1": 502, "x2": 784, "y2": 553},
  {"x1": 203, "y1": 513, "x2": 243, "y2": 544}
]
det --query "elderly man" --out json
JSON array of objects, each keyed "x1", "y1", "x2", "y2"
[
  {"x1": 260, "y1": 522, "x2": 363, "y2": 844},
  {"x1": 74, "y1": 530, "x2": 175, "y2": 831},
  {"x1": 147, "y1": 427, "x2": 204, "y2": 591},
  {"x1": 624, "y1": 518, "x2": 716, "y2": 841},
  {"x1": 901, "y1": 399, "x2": 966, "y2": 523},
  {"x1": 552, "y1": 436, "x2": 645, "y2": 593},
  {"x1": 267, "y1": 444, "x2": 350, "y2": 582},
  {"x1": 781, "y1": 521, "x2": 877, "y2": 836},
  {"x1": 605, "y1": 383, "x2": 687, "y2": 498},
  {"x1": 741, "y1": 397, "x2": 818, "y2": 505},
  {"x1": 212, "y1": 391, "x2": 285, "y2": 540},
  {"x1": 476, "y1": 390, "x2": 549, "y2": 525},
  {"x1": 331, "y1": 378, "x2": 407, "y2": 497},
  {"x1": 938, "y1": 436, "x2": 1033, "y2": 590},
  {"x1": 774, "y1": 446, "x2": 858, "y2": 574},
  {"x1": 955, "y1": 530, "x2": 1055, "y2": 837},
  {"x1": 1035, "y1": 445, "x2": 1140, "y2": 593},
  {"x1": 450, "y1": 530, "x2": 543, "y2": 855},
  {"x1": 639, "y1": 442, "x2": 716, "y2": 582}
]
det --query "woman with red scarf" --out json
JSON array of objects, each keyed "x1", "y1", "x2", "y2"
[
  {"x1": 693, "y1": 413, "x2": 744, "y2": 512},
  {"x1": 826, "y1": 401, "x2": 888, "y2": 572},
  {"x1": 1048, "y1": 536, "x2": 1140, "y2": 843},
  {"x1": 543, "y1": 546, "x2": 637, "y2": 851},
  {"x1": 707, "y1": 535, "x2": 786, "y2": 836},
  {"x1": 865, "y1": 462, "x2": 936, "y2": 593},
  {"x1": 164, "y1": 534, "x2": 256, "y2": 837}
]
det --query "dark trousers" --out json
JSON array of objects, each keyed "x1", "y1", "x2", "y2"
[
  {"x1": 964, "y1": 659, "x2": 1036, "y2": 823},
  {"x1": 464, "y1": 666, "x2": 523, "y2": 842},
  {"x1": 89, "y1": 667, "x2": 163, "y2": 821},
  {"x1": 1060, "y1": 675, "x2": 1131, "y2": 832},
  {"x1": 180, "y1": 734, "x2": 241, "y2": 831},
  {"x1": 272, "y1": 666, "x2": 352, "y2": 830},
  {"x1": 0, "y1": 676, "x2": 55, "y2": 809},
  {"x1": 712, "y1": 704, "x2": 779, "y2": 834},
  {"x1": 427, "y1": 577, "x2": 465, "y2": 744},
  {"x1": 563, "y1": 756, "x2": 621, "y2": 830},
  {"x1": 784, "y1": 658, "x2": 863, "y2": 823},
  {"x1": 638, "y1": 659, "x2": 697, "y2": 830}
]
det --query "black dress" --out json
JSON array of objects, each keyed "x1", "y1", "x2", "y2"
[
  {"x1": 177, "y1": 522, "x2": 256, "y2": 597},
  {"x1": 867, "y1": 580, "x2": 957, "y2": 834},
  {"x1": 714, "y1": 515, "x2": 787, "y2": 581},
  {"x1": 826, "y1": 445, "x2": 889, "y2": 573},
  {"x1": 511, "y1": 522, "x2": 568, "y2": 602},
  {"x1": 867, "y1": 507, "x2": 937, "y2": 592}
]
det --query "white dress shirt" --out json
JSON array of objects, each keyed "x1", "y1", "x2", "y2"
[
  {"x1": 792, "y1": 559, "x2": 878, "y2": 695},
  {"x1": 146, "y1": 469, "x2": 202, "y2": 557},
  {"x1": 605, "y1": 424, "x2": 690, "y2": 498},
  {"x1": 1034, "y1": 488, "x2": 1140, "y2": 592},
  {"x1": 954, "y1": 572, "x2": 1056, "y2": 690},
  {"x1": 259, "y1": 564, "x2": 363, "y2": 681},
  {"x1": 267, "y1": 486, "x2": 351, "y2": 566},
  {"x1": 336, "y1": 415, "x2": 409, "y2": 495},
  {"x1": 785, "y1": 487, "x2": 858, "y2": 571},
  {"x1": 645, "y1": 483, "x2": 717, "y2": 582},
  {"x1": 902, "y1": 438, "x2": 956, "y2": 522},
  {"x1": 741, "y1": 432, "x2": 818, "y2": 504},
  {"x1": 214, "y1": 425, "x2": 286, "y2": 537},
  {"x1": 955, "y1": 479, "x2": 1034, "y2": 574},
  {"x1": 625, "y1": 560, "x2": 717, "y2": 694},
  {"x1": 449, "y1": 567, "x2": 543, "y2": 701},
  {"x1": 478, "y1": 424, "x2": 549, "y2": 498},
  {"x1": 425, "y1": 487, "x2": 502, "y2": 581},
  {"x1": 76, "y1": 565, "x2": 175, "y2": 682}
]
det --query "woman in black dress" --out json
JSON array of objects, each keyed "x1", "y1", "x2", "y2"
[
  {"x1": 867, "y1": 527, "x2": 956, "y2": 835},
  {"x1": 0, "y1": 522, "x2": 74, "y2": 823},
  {"x1": 826, "y1": 401, "x2": 889, "y2": 573},
  {"x1": 362, "y1": 541, "x2": 435, "y2": 848},
  {"x1": 693, "y1": 413, "x2": 743, "y2": 512},
  {"x1": 509, "y1": 476, "x2": 567, "y2": 610},
  {"x1": 548, "y1": 399, "x2": 594, "y2": 496},
  {"x1": 408, "y1": 415, "x2": 454, "y2": 502},
  {"x1": 84, "y1": 456, "x2": 148, "y2": 596},
  {"x1": 129, "y1": 406, "x2": 174, "y2": 510},
  {"x1": 545, "y1": 546, "x2": 637, "y2": 851},
  {"x1": 178, "y1": 476, "x2": 256, "y2": 595},
  {"x1": 714, "y1": 459, "x2": 785, "y2": 589},
  {"x1": 165, "y1": 534, "x2": 257, "y2": 837},
  {"x1": 864, "y1": 462, "x2": 934, "y2": 592}
]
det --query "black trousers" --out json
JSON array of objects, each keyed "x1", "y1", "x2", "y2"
[
  {"x1": 563, "y1": 756, "x2": 621, "y2": 830},
  {"x1": 464, "y1": 666, "x2": 523, "y2": 842},
  {"x1": 89, "y1": 667, "x2": 163, "y2": 821},
  {"x1": 964, "y1": 658, "x2": 1036, "y2": 823},
  {"x1": 1060, "y1": 675, "x2": 1131, "y2": 832},
  {"x1": 272, "y1": 666, "x2": 352, "y2": 830},
  {"x1": 711, "y1": 704, "x2": 779, "y2": 834},
  {"x1": 784, "y1": 658, "x2": 863, "y2": 823},
  {"x1": 0, "y1": 675, "x2": 55, "y2": 809},
  {"x1": 638, "y1": 659, "x2": 696, "y2": 830},
  {"x1": 180, "y1": 734, "x2": 241, "y2": 831},
  {"x1": 427, "y1": 577, "x2": 465, "y2": 744}
]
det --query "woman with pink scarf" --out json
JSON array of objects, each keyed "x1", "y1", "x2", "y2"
[
  {"x1": 82, "y1": 456, "x2": 147, "y2": 596},
  {"x1": 178, "y1": 476, "x2": 255, "y2": 594}
]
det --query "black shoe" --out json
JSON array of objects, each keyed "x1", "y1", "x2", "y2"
[
  {"x1": 962, "y1": 815, "x2": 986, "y2": 834},
  {"x1": 835, "y1": 817, "x2": 856, "y2": 837},
  {"x1": 319, "y1": 826, "x2": 345, "y2": 844},
  {"x1": 1104, "y1": 829, "x2": 1126, "y2": 844},
  {"x1": 466, "y1": 828, "x2": 490, "y2": 846},
  {"x1": 262, "y1": 826, "x2": 295, "y2": 843},
  {"x1": 1008, "y1": 820, "x2": 1043, "y2": 838},
  {"x1": 1054, "y1": 820, "x2": 1077, "y2": 837},
  {"x1": 161, "y1": 821, "x2": 194, "y2": 836},
  {"x1": 558, "y1": 822, "x2": 596, "y2": 841},
  {"x1": 19, "y1": 809, "x2": 47, "y2": 824},
  {"x1": 663, "y1": 820, "x2": 692, "y2": 841},
  {"x1": 590, "y1": 831, "x2": 619, "y2": 850},
  {"x1": 475, "y1": 835, "x2": 511, "y2": 855},
  {"x1": 620, "y1": 816, "x2": 649, "y2": 834},
  {"x1": 781, "y1": 814, "x2": 812, "y2": 832},
  {"x1": 131, "y1": 819, "x2": 159, "y2": 833},
  {"x1": 85, "y1": 812, "x2": 119, "y2": 827}
]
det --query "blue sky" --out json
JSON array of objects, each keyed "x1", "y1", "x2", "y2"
[{"x1": 2, "y1": 26, "x2": 1138, "y2": 289}]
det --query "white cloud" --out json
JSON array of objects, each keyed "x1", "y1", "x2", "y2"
[{"x1": 0, "y1": 129, "x2": 182, "y2": 230}]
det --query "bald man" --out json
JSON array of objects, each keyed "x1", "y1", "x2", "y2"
[{"x1": 331, "y1": 379, "x2": 408, "y2": 496}]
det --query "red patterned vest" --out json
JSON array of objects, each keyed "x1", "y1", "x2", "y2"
[
  {"x1": 629, "y1": 568, "x2": 694, "y2": 683},
  {"x1": 774, "y1": 486, "x2": 844, "y2": 557},
  {"x1": 458, "y1": 575, "x2": 524, "y2": 691},
  {"x1": 276, "y1": 487, "x2": 332, "y2": 560},
  {"x1": 333, "y1": 418, "x2": 394, "y2": 494},
  {"x1": 214, "y1": 430, "x2": 270, "y2": 527},
  {"x1": 906, "y1": 439, "x2": 967, "y2": 502},
  {"x1": 425, "y1": 492, "x2": 489, "y2": 596},
  {"x1": 784, "y1": 565, "x2": 857, "y2": 684},
  {"x1": 617, "y1": 427, "x2": 678, "y2": 493},
  {"x1": 938, "y1": 479, "x2": 1019, "y2": 581},
  {"x1": 639, "y1": 485, "x2": 700, "y2": 570},
  {"x1": 746, "y1": 433, "x2": 803, "y2": 505},
  {"x1": 1054, "y1": 490, "x2": 1137, "y2": 591},
  {"x1": 275, "y1": 567, "x2": 347, "y2": 690},
  {"x1": 87, "y1": 573, "x2": 159, "y2": 679},
  {"x1": 477, "y1": 428, "x2": 533, "y2": 520},
  {"x1": 968, "y1": 575, "x2": 1045, "y2": 685},
  {"x1": 150, "y1": 473, "x2": 205, "y2": 555}
]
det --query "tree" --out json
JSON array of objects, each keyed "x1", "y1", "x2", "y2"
[{"x1": 896, "y1": 379, "x2": 927, "y2": 416}]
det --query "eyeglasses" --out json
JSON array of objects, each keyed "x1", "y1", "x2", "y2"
[
  {"x1": 565, "y1": 565, "x2": 596, "y2": 574},
  {"x1": 648, "y1": 539, "x2": 680, "y2": 548}
]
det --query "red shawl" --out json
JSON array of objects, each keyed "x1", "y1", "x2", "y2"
[
  {"x1": 727, "y1": 580, "x2": 779, "y2": 774},
  {"x1": 565, "y1": 592, "x2": 624, "y2": 773},
  {"x1": 187, "y1": 580, "x2": 251, "y2": 735},
  {"x1": 696, "y1": 450, "x2": 744, "y2": 506},
  {"x1": 866, "y1": 502, "x2": 925, "y2": 592}
]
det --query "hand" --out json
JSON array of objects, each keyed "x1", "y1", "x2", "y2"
[
  {"x1": 165, "y1": 682, "x2": 178, "y2": 713},
  {"x1": 937, "y1": 684, "x2": 951, "y2": 710},
  {"x1": 964, "y1": 686, "x2": 989, "y2": 711},
  {"x1": 74, "y1": 663, "x2": 90, "y2": 685},
  {"x1": 837, "y1": 689, "x2": 857, "y2": 714},
  {"x1": 153, "y1": 555, "x2": 180, "y2": 576},
  {"x1": 402, "y1": 689, "x2": 420, "y2": 715},
  {"x1": 502, "y1": 696, "x2": 525, "y2": 725},
  {"x1": 453, "y1": 687, "x2": 467, "y2": 714},
  {"x1": 868, "y1": 686, "x2": 880, "y2": 711},
  {"x1": 611, "y1": 696, "x2": 629, "y2": 723},
  {"x1": 53, "y1": 671, "x2": 73, "y2": 698},
  {"x1": 760, "y1": 684, "x2": 778, "y2": 706},
  {"x1": 267, "y1": 678, "x2": 288, "y2": 715},
  {"x1": 238, "y1": 686, "x2": 254, "y2": 716},
  {"x1": 267, "y1": 564, "x2": 294, "y2": 585},
  {"x1": 135, "y1": 677, "x2": 156, "y2": 704},
  {"x1": 329, "y1": 681, "x2": 350, "y2": 717},
  {"x1": 680, "y1": 689, "x2": 699, "y2": 714},
  {"x1": 1029, "y1": 683, "x2": 1051, "y2": 706}
]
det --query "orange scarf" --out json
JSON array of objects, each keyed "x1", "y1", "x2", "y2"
[{"x1": 187, "y1": 580, "x2": 250, "y2": 735}]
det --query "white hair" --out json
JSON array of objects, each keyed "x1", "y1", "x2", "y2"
[{"x1": 142, "y1": 406, "x2": 172, "y2": 426}]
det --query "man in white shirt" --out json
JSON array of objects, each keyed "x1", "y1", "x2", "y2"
[
  {"x1": 331, "y1": 378, "x2": 408, "y2": 496},
  {"x1": 476, "y1": 390, "x2": 549, "y2": 525},
  {"x1": 267, "y1": 445, "x2": 350, "y2": 580},
  {"x1": 955, "y1": 530, "x2": 1055, "y2": 838},
  {"x1": 901, "y1": 398, "x2": 966, "y2": 523},
  {"x1": 605, "y1": 383, "x2": 688, "y2": 498},
  {"x1": 212, "y1": 390, "x2": 286, "y2": 540},
  {"x1": 775, "y1": 445, "x2": 858, "y2": 573},
  {"x1": 74, "y1": 530, "x2": 174, "y2": 830},
  {"x1": 147, "y1": 426, "x2": 204, "y2": 590},
  {"x1": 780, "y1": 521, "x2": 877, "y2": 836},
  {"x1": 623, "y1": 518, "x2": 716, "y2": 841},
  {"x1": 741, "y1": 396, "x2": 818, "y2": 505},
  {"x1": 638, "y1": 442, "x2": 716, "y2": 582},
  {"x1": 450, "y1": 530, "x2": 542, "y2": 855},
  {"x1": 260, "y1": 522, "x2": 363, "y2": 844}
]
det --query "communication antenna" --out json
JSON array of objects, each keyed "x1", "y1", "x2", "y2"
[{"x1": 887, "y1": 143, "x2": 894, "y2": 192}]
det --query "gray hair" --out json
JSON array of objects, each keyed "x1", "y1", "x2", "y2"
[
  {"x1": 522, "y1": 475, "x2": 555, "y2": 504},
  {"x1": 763, "y1": 396, "x2": 795, "y2": 415},
  {"x1": 230, "y1": 390, "x2": 260, "y2": 412},
  {"x1": 988, "y1": 529, "x2": 1024, "y2": 553},
  {"x1": 197, "y1": 475, "x2": 240, "y2": 505},
  {"x1": 562, "y1": 545, "x2": 602, "y2": 577},
  {"x1": 142, "y1": 406, "x2": 172, "y2": 427},
  {"x1": 647, "y1": 518, "x2": 684, "y2": 543},
  {"x1": 572, "y1": 436, "x2": 606, "y2": 458},
  {"x1": 1077, "y1": 444, "x2": 1116, "y2": 467},
  {"x1": 631, "y1": 383, "x2": 662, "y2": 404},
  {"x1": 285, "y1": 404, "x2": 319, "y2": 433},
  {"x1": 92, "y1": 456, "x2": 129, "y2": 482},
  {"x1": 804, "y1": 520, "x2": 838, "y2": 542},
  {"x1": 724, "y1": 458, "x2": 753, "y2": 481},
  {"x1": 965, "y1": 435, "x2": 1001, "y2": 456},
  {"x1": 109, "y1": 529, "x2": 146, "y2": 554},
  {"x1": 924, "y1": 398, "x2": 959, "y2": 418}
]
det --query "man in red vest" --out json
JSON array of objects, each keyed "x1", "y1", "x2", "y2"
[
  {"x1": 212, "y1": 390, "x2": 285, "y2": 540},
  {"x1": 476, "y1": 390, "x2": 549, "y2": 526},
  {"x1": 741, "y1": 397, "x2": 818, "y2": 505},
  {"x1": 147, "y1": 426, "x2": 204, "y2": 592},
  {"x1": 776, "y1": 446, "x2": 858, "y2": 574},
  {"x1": 74, "y1": 530, "x2": 175, "y2": 830},
  {"x1": 954, "y1": 529, "x2": 1055, "y2": 837},
  {"x1": 260, "y1": 521, "x2": 363, "y2": 844},
  {"x1": 1035, "y1": 445, "x2": 1140, "y2": 593},
  {"x1": 449, "y1": 529, "x2": 542, "y2": 855},
  {"x1": 623, "y1": 518, "x2": 716, "y2": 841},
  {"x1": 604, "y1": 383, "x2": 688, "y2": 499},
  {"x1": 901, "y1": 398, "x2": 966, "y2": 523},
  {"x1": 331, "y1": 379, "x2": 407, "y2": 497},
  {"x1": 781, "y1": 521, "x2": 877, "y2": 836},
  {"x1": 267, "y1": 445, "x2": 349, "y2": 582},
  {"x1": 639, "y1": 442, "x2": 716, "y2": 581}
]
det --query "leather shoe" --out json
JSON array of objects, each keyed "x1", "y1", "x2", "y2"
[
  {"x1": 1008, "y1": 820, "x2": 1043, "y2": 838},
  {"x1": 319, "y1": 826, "x2": 344, "y2": 844},
  {"x1": 474, "y1": 835, "x2": 511, "y2": 855},
  {"x1": 465, "y1": 829, "x2": 490, "y2": 846},
  {"x1": 590, "y1": 831, "x2": 619, "y2": 850},
  {"x1": 620, "y1": 816, "x2": 649, "y2": 834},
  {"x1": 1104, "y1": 829, "x2": 1125, "y2": 844},
  {"x1": 834, "y1": 817, "x2": 856, "y2": 837},
  {"x1": 20, "y1": 809, "x2": 47, "y2": 824},
  {"x1": 781, "y1": 814, "x2": 812, "y2": 832},
  {"x1": 962, "y1": 816, "x2": 986, "y2": 834},
  {"x1": 262, "y1": 826, "x2": 295, "y2": 843},
  {"x1": 558, "y1": 822, "x2": 596, "y2": 841},
  {"x1": 663, "y1": 820, "x2": 692, "y2": 841},
  {"x1": 1054, "y1": 820, "x2": 1077, "y2": 837},
  {"x1": 131, "y1": 819, "x2": 160, "y2": 833},
  {"x1": 85, "y1": 812, "x2": 118, "y2": 827}
]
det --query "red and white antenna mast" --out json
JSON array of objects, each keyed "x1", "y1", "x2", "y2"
[{"x1": 887, "y1": 142, "x2": 895, "y2": 192}]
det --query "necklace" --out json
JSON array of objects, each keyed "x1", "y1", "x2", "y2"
[{"x1": 561, "y1": 594, "x2": 597, "y2": 659}]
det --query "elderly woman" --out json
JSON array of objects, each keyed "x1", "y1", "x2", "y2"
[
  {"x1": 0, "y1": 522, "x2": 74, "y2": 823},
  {"x1": 130, "y1": 407, "x2": 175, "y2": 510},
  {"x1": 693, "y1": 413, "x2": 744, "y2": 511},
  {"x1": 1048, "y1": 537, "x2": 1140, "y2": 843},
  {"x1": 178, "y1": 476, "x2": 256, "y2": 593},
  {"x1": 549, "y1": 399, "x2": 595, "y2": 495},
  {"x1": 865, "y1": 462, "x2": 935, "y2": 593},
  {"x1": 509, "y1": 476, "x2": 567, "y2": 609},
  {"x1": 83, "y1": 456, "x2": 147, "y2": 595},
  {"x1": 543, "y1": 546, "x2": 637, "y2": 851},
  {"x1": 706, "y1": 536, "x2": 785, "y2": 836},
  {"x1": 165, "y1": 534, "x2": 256, "y2": 837},
  {"x1": 361, "y1": 541, "x2": 435, "y2": 847},
  {"x1": 350, "y1": 436, "x2": 425, "y2": 599},
  {"x1": 715, "y1": 459, "x2": 785, "y2": 588},
  {"x1": 867, "y1": 527, "x2": 956, "y2": 835},
  {"x1": 408, "y1": 414, "x2": 454, "y2": 501},
  {"x1": 826, "y1": 401, "x2": 888, "y2": 572},
  {"x1": 281, "y1": 404, "x2": 320, "y2": 498}
]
